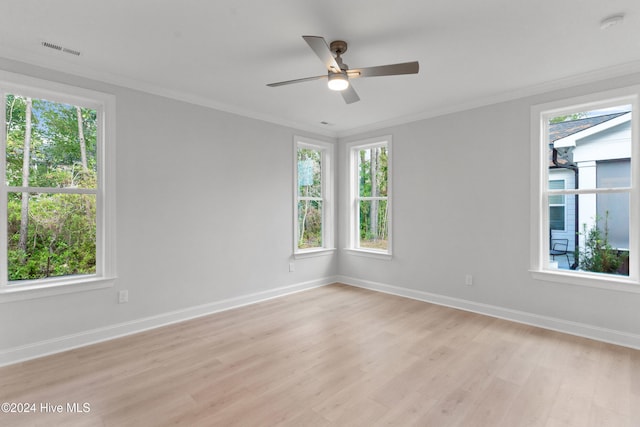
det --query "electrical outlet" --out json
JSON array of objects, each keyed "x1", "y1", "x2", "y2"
[
  {"x1": 465, "y1": 275, "x2": 473, "y2": 286},
  {"x1": 289, "y1": 262, "x2": 295, "y2": 272},
  {"x1": 118, "y1": 290, "x2": 129, "y2": 304}
]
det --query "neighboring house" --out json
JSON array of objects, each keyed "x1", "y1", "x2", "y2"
[{"x1": 549, "y1": 111, "x2": 631, "y2": 261}]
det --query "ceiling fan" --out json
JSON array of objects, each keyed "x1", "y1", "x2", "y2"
[{"x1": 267, "y1": 36, "x2": 419, "y2": 104}]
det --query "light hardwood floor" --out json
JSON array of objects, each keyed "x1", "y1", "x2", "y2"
[{"x1": 1, "y1": 283, "x2": 639, "y2": 426}]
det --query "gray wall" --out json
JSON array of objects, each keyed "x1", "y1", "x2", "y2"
[
  {"x1": 338, "y1": 73, "x2": 640, "y2": 337},
  {"x1": 2, "y1": 56, "x2": 639, "y2": 364},
  {"x1": 0, "y1": 58, "x2": 337, "y2": 355}
]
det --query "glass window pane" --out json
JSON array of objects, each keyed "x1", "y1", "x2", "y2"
[
  {"x1": 358, "y1": 146, "x2": 388, "y2": 198},
  {"x1": 358, "y1": 149, "x2": 371, "y2": 197},
  {"x1": 5, "y1": 94, "x2": 97, "y2": 189},
  {"x1": 297, "y1": 200, "x2": 322, "y2": 249},
  {"x1": 549, "y1": 180, "x2": 565, "y2": 206},
  {"x1": 549, "y1": 206, "x2": 565, "y2": 231},
  {"x1": 576, "y1": 193, "x2": 629, "y2": 276},
  {"x1": 297, "y1": 148, "x2": 322, "y2": 197},
  {"x1": 358, "y1": 199, "x2": 388, "y2": 250},
  {"x1": 547, "y1": 105, "x2": 631, "y2": 189},
  {"x1": 549, "y1": 194, "x2": 564, "y2": 205},
  {"x1": 597, "y1": 159, "x2": 630, "y2": 190},
  {"x1": 7, "y1": 192, "x2": 96, "y2": 281},
  {"x1": 595, "y1": 193, "x2": 629, "y2": 250},
  {"x1": 549, "y1": 180, "x2": 564, "y2": 190}
]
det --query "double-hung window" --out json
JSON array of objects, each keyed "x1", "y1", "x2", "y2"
[
  {"x1": 347, "y1": 136, "x2": 392, "y2": 257},
  {"x1": 530, "y1": 86, "x2": 639, "y2": 290},
  {"x1": 0, "y1": 72, "x2": 115, "y2": 301},
  {"x1": 294, "y1": 137, "x2": 334, "y2": 256}
]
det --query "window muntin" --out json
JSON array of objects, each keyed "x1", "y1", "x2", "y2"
[
  {"x1": 294, "y1": 138, "x2": 333, "y2": 254},
  {"x1": 532, "y1": 87, "x2": 638, "y2": 288},
  {"x1": 348, "y1": 138, "x2": 391, "y2": 255},
  {"x1": 0, "y1": 72, "x2": 115, "y2": 299}
]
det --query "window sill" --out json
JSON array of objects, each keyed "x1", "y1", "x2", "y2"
[
  {"x1": 293, "y1": 248, "x2": 336, "y2": 259},
  {"x1": 0, "y1": 276, "x2": 116, "y2": 303},
  {"x1": 344, "y1": 248, "x2": 392, "y2": 261},
  {"x1": 530, "y1": 269, "x2": 640, "y2": 294}
]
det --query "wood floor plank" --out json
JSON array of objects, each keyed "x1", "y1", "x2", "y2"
[
  {"x1": 457, "y1": 377, "x2": 520, "y2": 427},
  {"x1": 0, "y1": 283, "x2": 638, "y2": 427},
  {"x1": 498, "y1": 365, "x2": 563, "y2": 427}
]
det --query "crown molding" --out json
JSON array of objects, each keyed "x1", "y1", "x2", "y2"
[
  {"x1": 0, "y1": 47, "x2": 338, "y2": 138},
  {"x1": 2, "y1": 45, "x2": 640, "y2": 140},
  {"x1": 336, "y1": 59, "x2": 640, "y2": 138}
]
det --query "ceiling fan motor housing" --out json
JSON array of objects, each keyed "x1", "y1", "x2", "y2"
[
  {"x1": 329, "y1": 40, "x2": 348, "y2": 55},
  {"x1": 330, "y1": 40, "x2": 349, "y2": 71}
]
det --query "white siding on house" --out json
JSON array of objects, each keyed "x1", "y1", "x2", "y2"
[
  {"x1": 573, "y1": 121, "x2": 631, "y2": 165},
  {"x1": 549, "y1": 168, "x2": 576, "y2": 252}
]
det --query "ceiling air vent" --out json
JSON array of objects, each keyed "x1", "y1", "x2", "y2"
[
  {"x1": 42, "y1": 41, "x2": 81, "y2": 56},
  {"x1": 42, "y1": 41, "x2": 62, "y2": 51},
  {"x1": 62, "y1": 47, "x2": 81, "y2": 56}
]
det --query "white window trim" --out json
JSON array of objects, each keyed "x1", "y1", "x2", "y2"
[
  {"x1": 530, "y1": 86, "x2": 639, "y2": 292},
  {"x1": 293, "y1": 136, "x2": 335, "y2": 258},
  {"x1": 345, "y1": 136, "x2": 392, "y2": 259},
  {"x1": 0, "y1": 71, "x2": 116, "y2": 302}
]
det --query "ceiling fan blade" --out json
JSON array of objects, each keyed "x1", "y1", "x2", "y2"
[
  {"x1": 267, "y1": 75, "x2": 327, "y2": 87},
  {"x1": 303, "y1": 35, "x2": 341, "y2": 73},
  {"x1": 341, "y1": 85, "x2": 360, "y2": 104},
  {"x1": 347, "y1": 61, "x2": 419, "y2": 78}
]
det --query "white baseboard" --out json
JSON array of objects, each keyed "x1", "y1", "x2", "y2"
[
  {"x1": 0, "y1": 277, "x2": 335, "y2": 367},
  {"x1": 337, "y1": 275, "x2": 640, "y2": 350},
  {"x1": 5, "y1": 275, "x2": 637, "y2": 367}
]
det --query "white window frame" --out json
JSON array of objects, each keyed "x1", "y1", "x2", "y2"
[
  {"x1": 293, "y1": 136, "x2": 334, "y2": 258},
  {"x1": 0, "y1": 71, "x2": 116, "y2": 302},
  {"x1": 345, "y1": 136, "x2": 392, "y2": 259},
  {"x1": 530, "y1": 86, "x2": 639, "y2": 292}
]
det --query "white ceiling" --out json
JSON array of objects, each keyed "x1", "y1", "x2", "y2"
[{"x1": 1, "y1": 0, "x2": 639, "y2": 136}]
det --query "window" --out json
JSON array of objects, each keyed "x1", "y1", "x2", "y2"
[
  {"x1": 347, "y1": 136, "x2": 391, "y2": 257},
  {"x1": 0, "y1": 72, "x2": 115, "y2": 301},
  {"x1": 294, "y1": 137, "x2": 334, "y2": 256},
  {"x1": 531, "y1": 86, "x2": 639, "y2": 290},
  {"x1": 549, "y1": 180, "x2": 565, "y2": 231}
]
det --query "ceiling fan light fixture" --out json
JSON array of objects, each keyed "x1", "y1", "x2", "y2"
[{"x1": 327, "y1": 72, "x2": 349, "y2": 91}]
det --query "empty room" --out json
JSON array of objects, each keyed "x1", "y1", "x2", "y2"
[{"x1": 1, "y1": 1, "x2": 639, "y2": 426}]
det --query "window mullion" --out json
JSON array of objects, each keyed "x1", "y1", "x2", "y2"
[
  {"x1": 7, "y1": 187, "x2": 98, "y2": 195},
  {"x1": 548, "y1": 187, "x2": 632, "y2": 196},
  {"x1": 357, "y1": 197, "x2": 388, "y2": 203}
]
